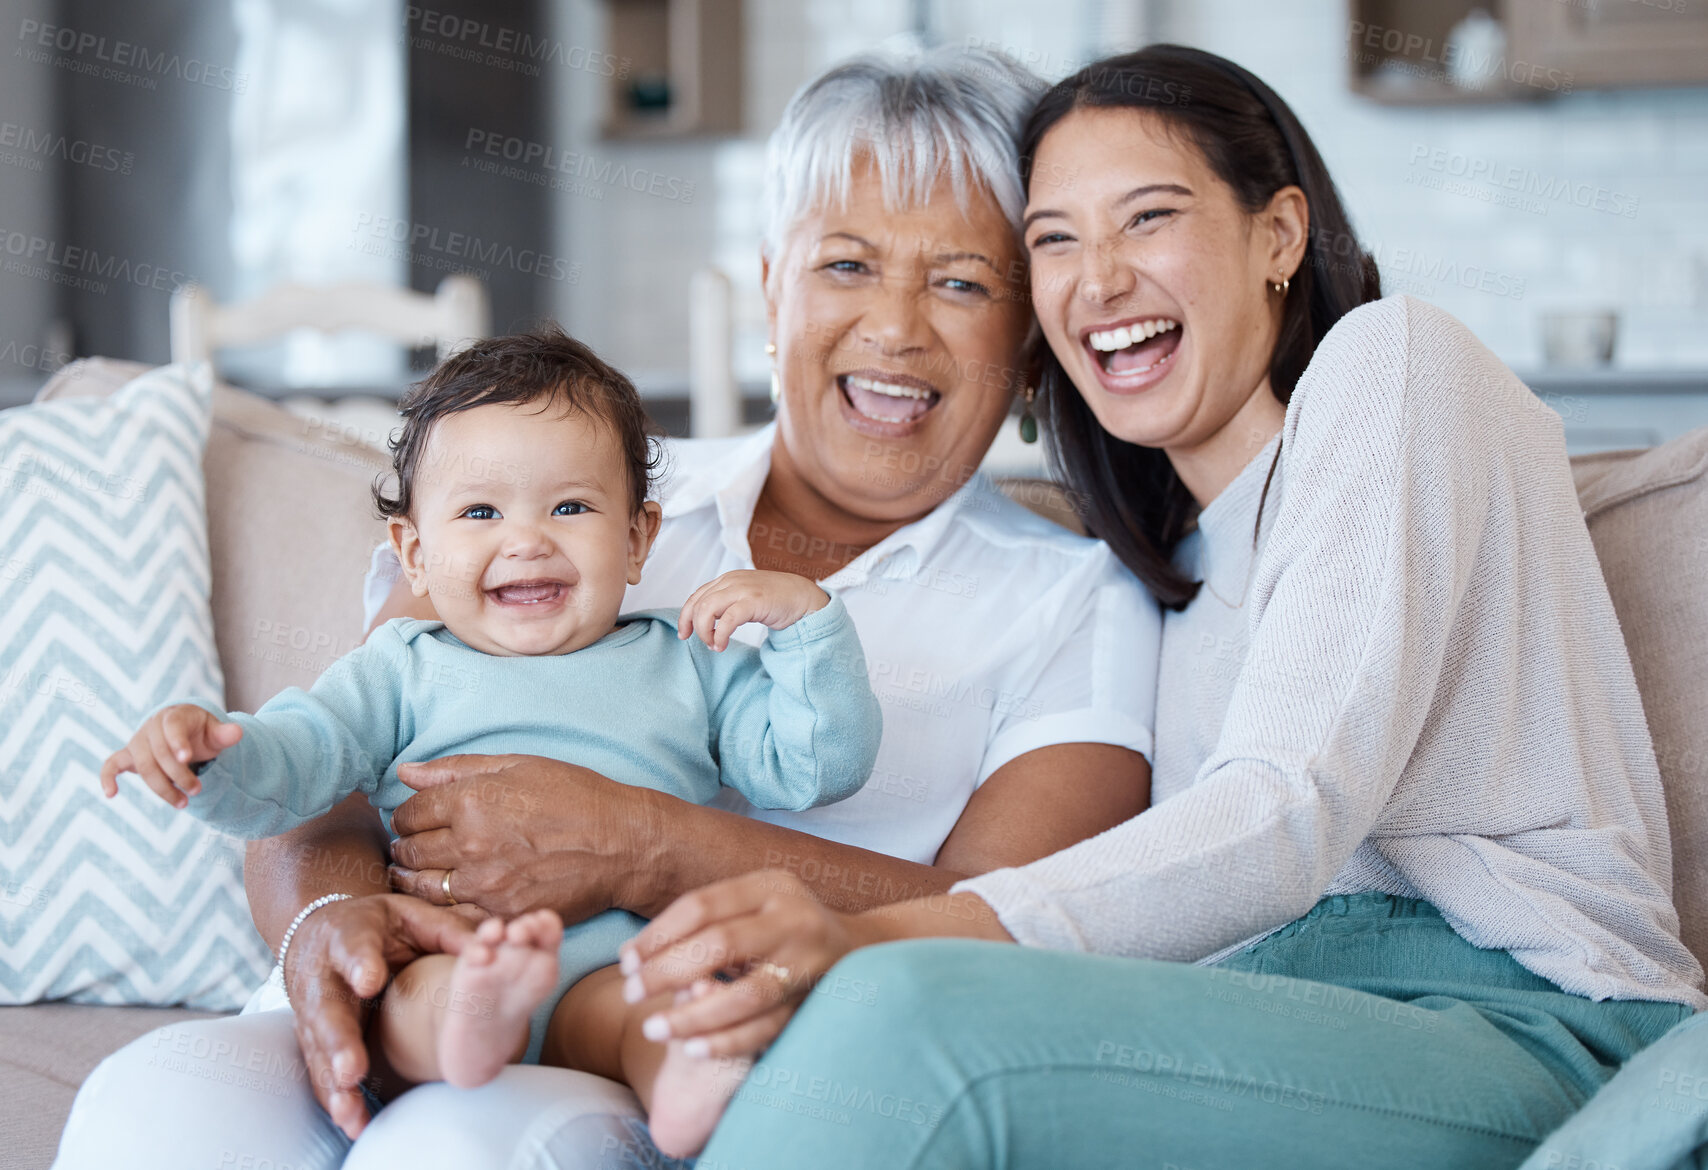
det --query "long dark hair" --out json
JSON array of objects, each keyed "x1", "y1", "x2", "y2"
[{"x1": 1026, "y1": 45, "x2": 1381, "y2": 609}]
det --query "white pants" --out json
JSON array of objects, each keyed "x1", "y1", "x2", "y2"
[{"x1": 52, "y1": 972, "x2": 673, "y2": 1170}]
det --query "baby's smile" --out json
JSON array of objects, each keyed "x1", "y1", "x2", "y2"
[{"x1": 485, "y1": 578, "x2": 572, "y2": 607}]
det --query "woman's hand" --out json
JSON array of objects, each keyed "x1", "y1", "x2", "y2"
[
  {"x1": 387, "y1": 754, "x2": 669, "y2": 921},
  {"x1": 283, "y1": 892, "x2": 478, "y2": 1139},
  {"x1": 615, "y1": 870, "x2": 876, "y2": 1059}
]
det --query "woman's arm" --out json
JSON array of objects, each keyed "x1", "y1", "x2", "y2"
[
  {"x1": 244, "y1": 793, "x2": 477, "y2": 1140},
  {"x1": 936, "y1": 742, "x2": 1148, "y2": 876},
  {"x1": 387, "y1": 742, "x2": 1148, "y2": 919},
  {"x1": 244, "y1": 792, "x2": 389, "y2": 947}
]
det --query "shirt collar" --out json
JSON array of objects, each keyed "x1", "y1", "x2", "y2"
[
  {"x1": 1188, "y1": 432, "x2": 1284, "y2": 605},
  {"x1": 659, "y1": 424, "x2": 775, "y2": 565},
  {"x1": 659, "y1": 422, "x2": 984, "y2": 584},
  {"x1": 835, "y1": 470, "x2": 981, "y2": 588}
]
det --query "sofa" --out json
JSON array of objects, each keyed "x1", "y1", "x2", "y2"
[{"x1": 3, "y1": 359, "x2": 1705, "y2": 1168}]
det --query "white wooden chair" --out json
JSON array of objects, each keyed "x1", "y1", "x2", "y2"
[{"x1": 168, "y1": 275, "x2": 490, "y2": 369}]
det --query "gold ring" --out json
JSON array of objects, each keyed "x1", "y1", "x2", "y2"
[
  {"x1": 754, "y1": 960, "x2": 793, "y2": 989},
  {"x1": 441, "y1": 870, "x2": 456, "y2": 906}
]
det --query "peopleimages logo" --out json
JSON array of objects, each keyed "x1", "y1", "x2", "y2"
[
  {"x1": 1346, "y1": 19, "x2": 1574, "y2": 93},
  {"x1": 0, "y1": 227, "x2": 194, "y2": 295},
  {"x1": 0, "y1": 122, "x2": 133, "y2": 174},
  {"x1": 348, "y1": 213, "x2": 581, "y2": 285},
  {"x1": 403, "y1": 7, "x2": 630, "y2": 79},
  {"x1": 16, "y1": 18, "x2": 248, "y2": 93},
  {"x1": 1362, "y1": 240, "x2": 1527, "y2": 301},
  {"x1": 463, "y1": 129, "x2": 696, "y2": 203},
  {"x1": 1408, "y1": 146, "x2": 1640, "y2": 218}
]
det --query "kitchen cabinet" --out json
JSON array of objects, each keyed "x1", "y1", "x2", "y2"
[{"x1": 1347, "y1": 0, "x2": 1708, "y2": 104}]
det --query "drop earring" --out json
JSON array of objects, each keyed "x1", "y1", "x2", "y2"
[
  {"x1": 766, "y1": 341, "x2": 780, "y2": 405},
  {"x1": 1018, "y1": 384, "x2": 1038, "y2": 444},
  {"x1": 1269, "y1": 275, "x2": 1291, "y2": 296}
]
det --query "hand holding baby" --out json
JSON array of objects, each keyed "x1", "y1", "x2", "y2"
[{"x1": 99, "y1": 703, "x2": 243, "y2": 809}]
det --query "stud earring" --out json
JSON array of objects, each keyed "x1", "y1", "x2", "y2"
[
  {"x1": 1018, "y1": 384, "x2": 1038, "y2": 444},
  {"x1": 766, "y1": 342, "x2": 780, "y2": 404},
  {"x1": 1269, "y1": 276, "x2": 1290, "y2": 296}
]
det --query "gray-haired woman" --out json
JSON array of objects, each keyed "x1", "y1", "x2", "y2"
[{"x1": 53, "y1": 45, "x2": 1162, "y2": 1170}]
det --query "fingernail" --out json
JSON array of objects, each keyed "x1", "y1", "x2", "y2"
[
  {"x1": 622, "y1": 974, "x2": 645, "y2": 1004},
  {"x1": 642, "y1": 1014, "x2": 671, "y2": 1041},
  {"x1": 618, "y1": 948, "x2": 639, "y2": 976},
  {"x1": 684, "y1": 1038, "x2": 710, "y2": 1058},
  {"x1": 333, "y1": 1051, "x2": 355, "y2": 1078},
  {"x1": 177, "y1": 749, "x2": 189, "y2": 762}
]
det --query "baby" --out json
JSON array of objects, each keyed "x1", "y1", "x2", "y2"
[{"x1": 100, "y1": 328, "x2": 882, "y2": 1118}]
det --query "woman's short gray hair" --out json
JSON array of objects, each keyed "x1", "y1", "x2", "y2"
[{"x1": 762, "y1": 45, "x2": 1046, "y2": 257}]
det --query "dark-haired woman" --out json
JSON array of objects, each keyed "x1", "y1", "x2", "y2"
[{"x1": 620, "y1": 45, "x2": 1705, "y2": 1165}]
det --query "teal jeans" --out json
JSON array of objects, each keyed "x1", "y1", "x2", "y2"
[{"x1": 698, "y1": 894, "x2": 1692, "y2": 1169}]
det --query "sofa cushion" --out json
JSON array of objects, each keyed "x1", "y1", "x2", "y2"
[
  {"x1": 37, "y1": 359, "x2": 392, "y2": 716},
  {"x1": 0, "y1": 1001, "x2": 216, "y2": 1170},
  {"x1": 0, "y1": 364, "x2": 274, "y2": 1009},
  {"x1": 1572, "y1": 428, "x2": 1708, "y2": 975}
]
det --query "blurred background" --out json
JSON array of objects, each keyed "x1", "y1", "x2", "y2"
[{"x1": 2, "y1": 0, "x2": 1706, "y2": 455}]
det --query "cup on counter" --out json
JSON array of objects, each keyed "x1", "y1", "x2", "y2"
[{"x1": 1541, "y1": 310, "x2": 1619, "y2": 368}]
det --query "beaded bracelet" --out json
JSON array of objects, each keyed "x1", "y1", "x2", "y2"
[{"x1": 276, "y1": 893, "x2": 354, "y2": 1009}]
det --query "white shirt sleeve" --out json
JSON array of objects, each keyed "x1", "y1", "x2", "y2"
[
  {"x1": 976, "y1": 548, "x2": 1161, "y2": 785},
  {"x1": 957, "y1": 300, "x2": 1487, "y2": 959},
  {"x1": 361, "y1": 541, "x2": 403, "y2": 632}
]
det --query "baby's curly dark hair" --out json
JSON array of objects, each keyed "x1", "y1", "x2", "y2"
[{"x1": 374, "y1": 326, "x2": 662, "y2": 521}]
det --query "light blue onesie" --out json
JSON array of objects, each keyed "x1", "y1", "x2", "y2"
[{"x1": 178, "y1": 596, "x2": 881, "y2": 1060}]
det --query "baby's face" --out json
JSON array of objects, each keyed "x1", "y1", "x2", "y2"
[{"x1": 390, "y1": 401, "x2": 660, "y2": 656}]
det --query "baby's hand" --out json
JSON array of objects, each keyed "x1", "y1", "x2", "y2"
[
  {"x1": 678, "y1": 570, "x2": 830, "y2": 652},
  {"x1": 99, "y1": 704, "x2": 243, "y2": 810}
]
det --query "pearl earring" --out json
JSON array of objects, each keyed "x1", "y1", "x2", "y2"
[{"x1": 766, "y1": 342, "x2": 780, "y2": 404}]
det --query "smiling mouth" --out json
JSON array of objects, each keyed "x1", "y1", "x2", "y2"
[
  {"x1": 1086, "y1": 318, "x2": 1182, "y2": 377},
  {"x1": 838, "y1": 372, "x2": 942, "y2": 425},
  {"x1": 487, "y1": 579, "x2": 567, "y2": 605}
]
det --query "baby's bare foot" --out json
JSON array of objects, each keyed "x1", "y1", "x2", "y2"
[
  {"x1": 648, "y1": 1042, "x2": 752, "y2": 1158},
  {"x1": 438, "y1": 909, "x2": 562, "y2": 1089}
]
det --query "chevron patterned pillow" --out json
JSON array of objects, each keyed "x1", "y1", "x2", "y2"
[{"x1": 0, "y1": 363, "x2": 274, "y2": 1009}]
